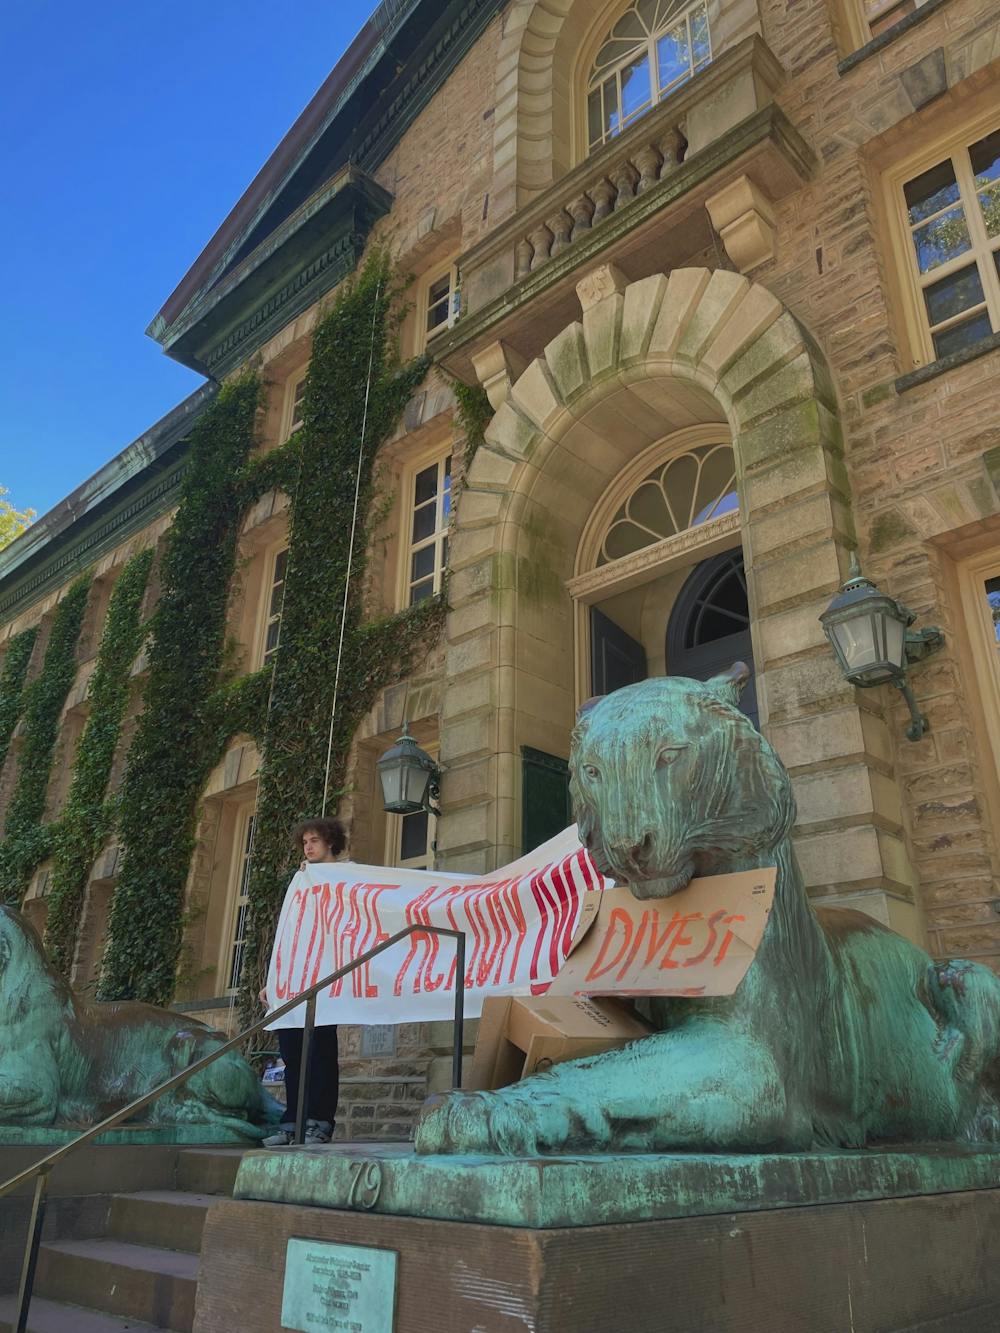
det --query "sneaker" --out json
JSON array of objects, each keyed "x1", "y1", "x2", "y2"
[
  {"x1": 262, "y1": 1127, "x2": 294, "y2": 1147},
  {"x1": 304, "y1": 1119, "x2": 332, "y2": 1145}
]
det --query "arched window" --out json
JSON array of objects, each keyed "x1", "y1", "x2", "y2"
[
  {"x1": 587, "y1": 0, "x2": 712, "y2": 154},
  {"x1": 598, "y1": 442, "x2": 736, "y2": 565}
]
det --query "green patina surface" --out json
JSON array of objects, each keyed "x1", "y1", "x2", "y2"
[
  {"x1": 416, "y1": 671, "x2": 1000, "y2": 1160},
  {"x1": 0, "y1": 1122, "x2": 261, "y2": 1146},
  {"x1": 234, "y1": 1143, "x2": 1000, "y2": 1229}
]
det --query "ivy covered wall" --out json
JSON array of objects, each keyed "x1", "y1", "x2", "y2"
[{"x1": 0, "y1": 250, "x2": 447, "y2": 1013}]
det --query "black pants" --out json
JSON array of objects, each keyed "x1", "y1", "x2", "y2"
[{"x1": 277, "y1": 1025, "x2": 339, "y2": 1129}]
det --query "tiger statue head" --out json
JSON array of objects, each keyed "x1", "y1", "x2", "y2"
[{"x1": 569, "y1": 665, "x2": 795, "y2": 899}]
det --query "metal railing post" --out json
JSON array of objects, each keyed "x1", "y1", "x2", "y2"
[
  {"x1": 295, "y1": 994, "x2": 317, "y2": 1145},
  {"x1": 14, "y1": 1167, "x2": 50, "y2": 1333},
  {"x1": 452, "y1": 930, "x2": 466, "y2": 1089}
]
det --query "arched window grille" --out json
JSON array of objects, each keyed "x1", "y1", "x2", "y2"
[
  {"x1": 587, "y1": 0, "x2": 712, "y2": 153},
  {"x1": 598, "y1": 442, "x2": 736, "y2": 565}
]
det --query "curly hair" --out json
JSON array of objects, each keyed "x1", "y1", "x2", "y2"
[{"x1": 291, "y1": 817, "x2": 347, "y2": 858}]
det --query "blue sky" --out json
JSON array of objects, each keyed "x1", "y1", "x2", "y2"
[{"x1": 1, "y1": 0, "x2": 376, "y2": 520}]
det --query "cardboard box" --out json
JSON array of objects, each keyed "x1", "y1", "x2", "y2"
[{"x1": 469, "y1": 994, "x2": 654, "y2": 1091}]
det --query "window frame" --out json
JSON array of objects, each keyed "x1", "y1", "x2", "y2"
[
  {"x1": 415, "y1": 262, "x2": 460, "y2": 355},
  {"x1": 255, "y1": 542, "x2": 290, "y2": 669},
  {"x1": 583, "y1": 0, "x2": 713, "y2": 156},
  {"x1": 882, "y1": 106, "x2": 1000, "y2": 371},
  {"x1": 834, "y1": 0, "x2": 926, "y2": 53},
  {"x1": 281, "y1": 370, "x2": 308, "y2": 442},
  {"x1": 397, "y1": 446, "x2": 453, "y2": 610},
  {"x1": 219, "y1": 806, "x2": 256, "y2": 996}
]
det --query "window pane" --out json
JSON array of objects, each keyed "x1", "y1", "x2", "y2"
[
  {"x1": 912, "y1": 205, "x2": 971, "y2": 273},
  {"x1": 657, "y1": 23, "x2": 691, "y2": 93},
  {"x1": 604, "y1": 77, "x2": 620, "y2": 139},
  {"x1": 409, "y1": 579, "x2": 434, "y2": 605},
  {"x1": 411, "y1": 545, "x2": 436, "y2": 581},
  {"x1": 411, "y1": 501, "x2": 436, "y2": 544},
  {"x1": 427, "y1": 302, "x2": 450, "y2": 334},
  {"x1": 265, "y1": 620, "x2": 281, "y2": 655},
  {"x1": 400, "y1": 809, "x2": 430, "y2": 862},
  {"x1": 978, "y1": 186, "x2": 1000, "y2": 239},
  {"x1": 442, "y1": 473, "x2": 452, "y2": 521},
  {"x1": 611, "y1": 8, "x2": 645, "y2": 41},
  {"x1": 970, "y1": 131, "x2": 1000, "y2": 187},
  {"x1": 923, "y1": 262, "x2": 985, "y2": 325},
  {"x1": 414, "y1": 463, "x2": 438, "y2": 506},
  {"x1": 274, "y1": 549, "x2": 287, "y2": 581},
  {"x1": 932, "y1": 309, "x2": 993, "y2": 359},
  {"x1": 904, "y1": 159, "x2": 960, "y2": 225},
  {"x1": 691, "y1": 3, "x2": 711, "y2": 67},
  {"x1": 428, "y1": 274, "x2": 450, "y2": 305},
  {"x1": 620, "y1": 52, "x2": 652, "y2": 122},
  {"x1": 588, "y1": 88, "x2": 603, "y2": 147},
  {"x1": 985, "y1": 575, "x2": 1000, "y2": 644}
]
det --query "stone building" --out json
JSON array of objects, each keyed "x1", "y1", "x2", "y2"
[{"x1": 2, "y1": 0, "x2": 1000, "y2": 1138}]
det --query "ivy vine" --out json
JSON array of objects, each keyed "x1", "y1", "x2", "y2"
[
  {"x1": 44, "y1": 547, "x2": 154, "y2": 975},
  {"x1": 3, "y1": 252, "x2": 447, "y2": 1012},
  {"x1": 235, "y1": 249, "x2": 446, "y2": 1027},
  {"x1": 98, "y1": 376, "x2": 261, "y2": 1003},
  {"x1": 0, "y1": 627, "x2": 38, "y2": 774},
  {"x1": 453, "y1": 379, "x2": 493, "y2": 468},
  {"x1": 0, "y1": 576, "x2": 91, "y2": 903}
]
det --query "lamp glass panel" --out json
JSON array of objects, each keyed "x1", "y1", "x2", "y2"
[
  {"x1": 883, "y1": 615, "x2": 906, "y2": 669},
  {"x1": 831, "y1": 614, "x2": 879, "y2": 671},
  {"x1": 402, "y1": 761, "x2": 430, "y2": 808},
  {"x1": 378, "y1": 760, "x2": 405, "y2": 809}
]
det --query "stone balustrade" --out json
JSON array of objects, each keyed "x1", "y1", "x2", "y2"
[
  {"x1": 440, "y1": 36, "x2": 812, "y2": 362},
  {"x1": 514, "y1": 127, "x2": 687, "y2": 281}
]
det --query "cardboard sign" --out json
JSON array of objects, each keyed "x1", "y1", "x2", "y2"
[
  {"x1": 470, "y1": 995, "x2": 654, "y2": 1091},
  {"x1": 547, "y1": 866, "x2": 777, "y2": 999}
]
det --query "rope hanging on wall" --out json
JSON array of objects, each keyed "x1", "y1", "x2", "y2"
[{"x1": 225, "y1": 280, "x2": 383, "y2": 1027}]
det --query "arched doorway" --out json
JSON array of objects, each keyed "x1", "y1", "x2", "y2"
[{"x1": 666, "y1": 549, "x2": 758, "y2": 725}]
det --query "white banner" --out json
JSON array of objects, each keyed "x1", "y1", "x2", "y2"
[{"x1": 264, "y1": 827, "x2": 606, "y2": 1028}]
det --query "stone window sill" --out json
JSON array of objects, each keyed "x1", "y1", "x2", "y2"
[
  {"x1": 895, "y1": 331, "x2": 1000, "y2": 393},
  {"x1": 838, "y1": 0, "x2": 951, "y2": 76}
]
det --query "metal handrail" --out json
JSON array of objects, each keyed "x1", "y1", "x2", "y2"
[{"x1": 1, "y1": 922, "x2": 467, "y2": 1333}]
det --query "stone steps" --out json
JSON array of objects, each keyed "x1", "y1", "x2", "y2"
[
  {"x1": 33, "y1": 1239, "x2": 198, "y2": 1332},
  {"x1": 107, "y1": 1190, "x2": 214, "y2": 1254},
  {"x1": 3, "y1": 1147, "x2": 250, "y2": 1333},
  {"x1": 0, "y1": 1293, "x2": 166, "y2": 1333}
]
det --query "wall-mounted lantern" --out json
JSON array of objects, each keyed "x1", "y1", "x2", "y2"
[
  {"x1": 377, "y1": 722, "x2": 442, "y2": 815},
  {"x1": 819, "y1": 557, "x2": 944, "y2": 741}
]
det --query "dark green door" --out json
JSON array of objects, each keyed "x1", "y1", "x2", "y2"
[{"x1": 521, "y1": 746, "x2": 572, "y2": 854}]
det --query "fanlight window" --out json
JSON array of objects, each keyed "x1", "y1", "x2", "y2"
[
  {"x1": 587, "y1": 0, "x2": 712, "y2": 154},
  {"x1": 599, "y1": 443, "x2": 737, "y2": 565}
]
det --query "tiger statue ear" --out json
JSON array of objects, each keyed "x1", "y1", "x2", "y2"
[
  {"x1": 705, "y1": 662, "x2": 751, "y2": 708},
  {"x1": 576, "y1": 695, "x2": 604, "y2": 725}
]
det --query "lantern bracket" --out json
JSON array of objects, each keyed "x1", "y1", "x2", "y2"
[
  {"x1": 897, "y1": 679, "x2": 929, "y2": 743},
  {"x1": 904, "y1": 625, "x2": 945, "y2": 665}
]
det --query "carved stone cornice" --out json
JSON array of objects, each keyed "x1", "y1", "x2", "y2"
[{"x1": 154, "y1": 167, "x2": 392, "y2": 378}]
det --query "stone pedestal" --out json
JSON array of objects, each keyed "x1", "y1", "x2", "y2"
[{"x1": 192, "y1": 1145, "x2": 1000, "y2": 1332}]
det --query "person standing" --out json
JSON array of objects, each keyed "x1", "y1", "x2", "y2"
[{"x1": 260, "y1": 817, "x2": 344, "y2": 1147}]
